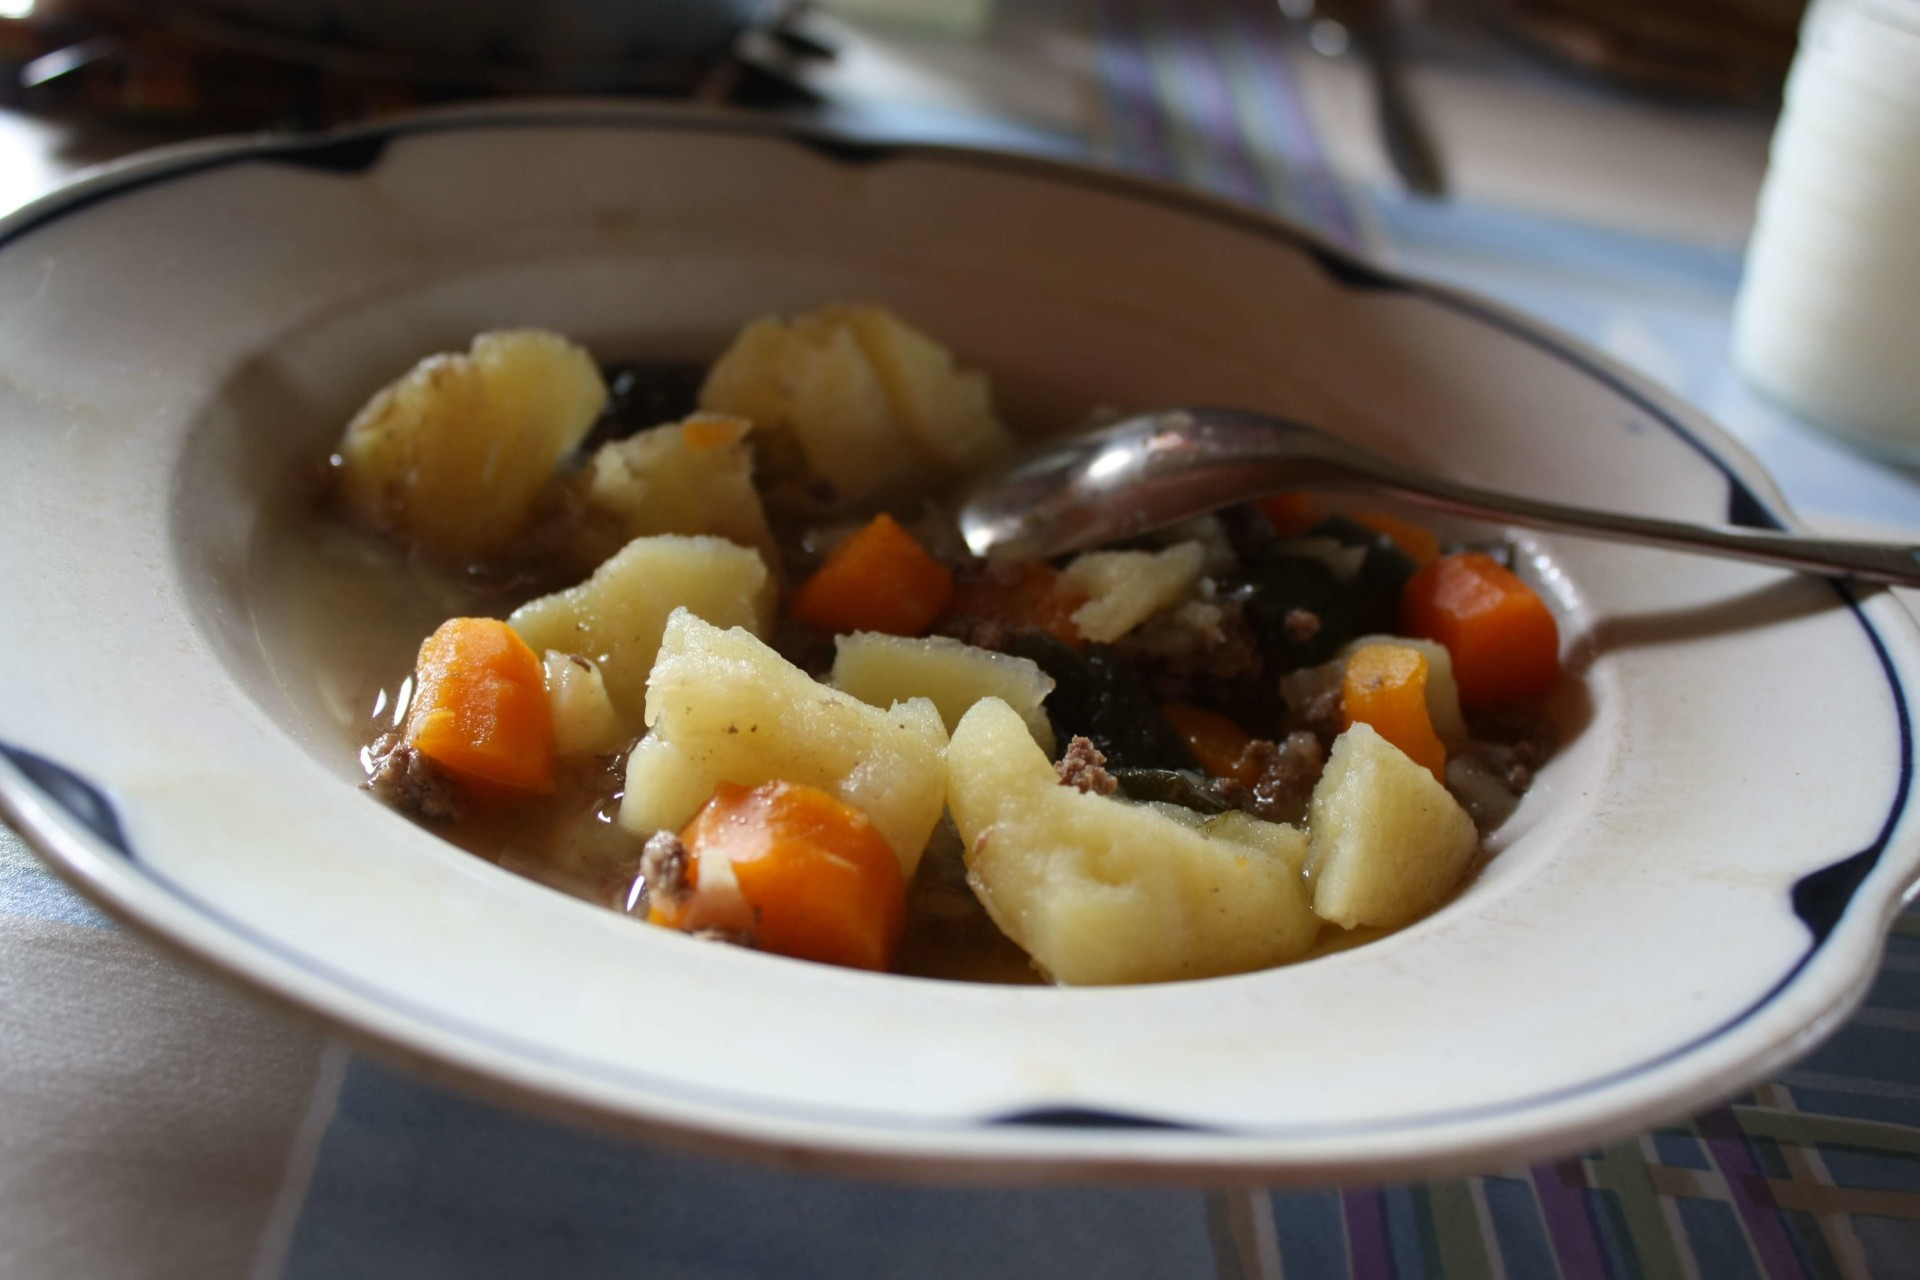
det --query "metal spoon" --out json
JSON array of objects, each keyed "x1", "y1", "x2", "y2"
[{"x1": 955, "y1": 407, "x2": 1920, "y2": 586}]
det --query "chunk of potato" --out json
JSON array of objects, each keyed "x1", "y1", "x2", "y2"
[
  {"x1": 699, "y1": 304, "x2": 1011, "y2": 508},
  {"x1": 1061, "y1": 542, "x2": 1206, "y2": 643},
  {"x1": 509, "y1": 536, "x2": 774, "y2": 729},
  {"x1": 693, "y1": 317, "x2": 787, "y2": 429},
  {"x1": 828, "y1": 304, "x2": 1011, "y2": 473},
  {"x1": 947, "y1": 698, "x2": 1319, "y2": 985},
  {"x1": 700, "y1": 313, "x2": 906, "y2": 506},
  {"x1": 1339, "y1": 634, "x2": 1469, "y2": 746},
  {"x1": 783, "y1": 314, "x2": 921, "y2": 505},
  {"x1": 542, "y1": 651, "x2": 625, "y2": 759},
  {"x1": 1306, "y1": 721, "x2": 1479, "y2": 930},
  {"x1": 576, "y1": 413, "x2": 777, "y2": 565},
  {"x1": 621, "y1": 611, "x2": 948, "y2": 876},
  {"x1": 832, "y1": 632, "x2": 1055, "y2": 754},
  {"x1": 336, "y1": 330, "x2": 607, "y2": 557}
]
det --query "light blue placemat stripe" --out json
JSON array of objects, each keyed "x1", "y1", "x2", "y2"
[
  {"x1": 0, "y1": 824, "x2": 112, "y2": 929},
  {"x1": 280, "y1": 1056, "x2": 1221, "y2": 1280},
  {"x1": 1269, "y1": 1188, "x2": 1351, "y2": 1277}
]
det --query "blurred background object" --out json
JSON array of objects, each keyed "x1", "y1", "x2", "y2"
[
  {"x1": 815, "y1": 0, "x2": 996, "y2": 37},
  {"x1": 1281, "y1": 0, "x2": 1448, "y2": 197},
  {"x1": 1732, "y1": 0, "x2": 1920, "y2": 458},
  {"x1": 0, "y1": 0, "x2": 830, "y2": 126},
  {"x1": 1481, "y1": 0, "x2": 1805, "y2": 102}
]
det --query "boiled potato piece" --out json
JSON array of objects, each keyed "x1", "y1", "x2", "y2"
[
  {"x1": 1061, "y1": 542, "x2": 1206, "y2": 643},
  {"x1": 780, "y1": 315, "x2": 917, "y2": 505},
  {"x1": 577, "y1": 412, "x2": 777, "y2": 564},
  {"x1": 695, "y1": 317, "x2": 788, "y2": 428},
  {"x1": 1339, "y1": 634, "x2": 1469, "y2": 746},
  {"x1": 828, "y1": 304, "x2": 1011, "y2": 472},
  {"x1": 948, "y1": 698, "x2": 1319, "y2": 985},
  {"x1": 1306, "y1": 721, "x2": 1479, "y2": 930},
  {"x1": 509, "y1": 536, "x2": 774, "y2": 729},
  {"x1": 336, "y1": 330, "x2": 607, "y2": 557},
  {"x1": 542, "y1": 651, "x2": 625, "y2": 759},
  {"x1": 832, "y1": 632, "x2": 1055, "y2": 754},
  {"x1": 699, "y1": 304, "x2": 1011, "y2": 508},
  {"x1": 621, "y1": 611, "x2": 947, "y2": 876},
  {"x1": 701, "y1": 312, "x2": 908, "y2": 506},
  {"x1": 1205, "y1": 810, "x2": 1313, "y2": 876}
]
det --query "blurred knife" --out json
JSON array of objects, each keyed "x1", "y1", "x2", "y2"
[{"x1": 1282, "y1": 0, "x2": 1447, "y2": 199}]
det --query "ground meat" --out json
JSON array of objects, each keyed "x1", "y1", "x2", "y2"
[
  {"x1": 1261, "y1": 731, "x2": 1327, "y2": 795},
  {"x1": 364, "y1": 733, "x2": 466, "y2": 822},
  {"x1": 1464, "y1": 740, "x2": 1542, "y2": 793},
  {"x1": 1282, "y1": 608, "x2": 1321, "y2": 644},
  {"x1": 639, "y1": 830, "x2": 691, "y2": 914},
  {"x1": 1210, "y1": 731, "x2": 1326, "y2": 822},
  {"x1": 938, "y1": 612, "x2": 1015, "y2": 653},
  {"x1": 1198, "y1": 603, "x2": 1264, "y2": 681},
  {"x1": 1295, "y1": 685, "x2": 1345, "y2": 742},
  {"x1": 935, "y1": 559, "x2": 1022, "y2": 652},
  {"x1": 1055, "y1": 736, "x2": 1118, "y2": 795},
  {"x1": 1110, "y1": 595, "x2": 1263, "y2": 704},
  {"x1": 1463, "y1": 711, "x2": 1557, "y2": 794},
  {"x1": 768, "y1": 614, "x2": 837, "y2": 677}
]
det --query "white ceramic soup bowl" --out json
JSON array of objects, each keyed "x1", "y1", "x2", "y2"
[{"x1": 1, "y1": 102, "x2": 1915, "y2": 1184}]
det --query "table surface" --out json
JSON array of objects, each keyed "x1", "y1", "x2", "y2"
[{"x1": 4, "y1": 4, "x2": 1919, "y2": 1277}]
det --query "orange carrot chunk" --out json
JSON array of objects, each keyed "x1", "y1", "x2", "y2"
[
  {"x1": 670, "y1": 780, "x2": 906, "y2": 972},
  {"x1": 1400, "y1": 553, "x2": 1561, "y2": 710},
  {"x1": 405, "y1": 617, "x2": 554, "y2": 792},
  {"x1": 1162, "y1": 703, "x2": 1259, "y2": 785},
  {"x1": 1341, "y1": 643, "x2": 1448, "y2": 782},
  {"x1": 789, "y1": 513, "x2": 954, "y2": 637},
  {"x1": 1354, "y1": 512, "x2": 1440, "y2": 566},
  {"x1": 941, "y1": 561, "x2": 1086, "y2": 647},
  {"x1": 1255, "y1": 492, "x2": 1317, "y2": 536}
]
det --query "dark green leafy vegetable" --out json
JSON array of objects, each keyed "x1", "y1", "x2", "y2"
[
  {"x1": 1234, "y1": 554, "x2": 1349, "y2": 670},
  {"x1": 579, "y1": 361, "x2": 706, "y2": 452},
  {"x1": 1109, "y1": 768, "x2": 1233, "y2": 815},
  {"x1": 1003, "y1": 633, "x2": 1199, "y2": 771},
  {"x1": 1230, "y1": 515, "x2": 1416, "y2": 672},
  {"x1": 1310, "y1": 516, "x2": 1418, "y2": 634}
]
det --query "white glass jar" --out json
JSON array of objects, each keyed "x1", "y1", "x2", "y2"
[{"x1": 1731, "y1": 0, "x2": 1920, "y2": 458}]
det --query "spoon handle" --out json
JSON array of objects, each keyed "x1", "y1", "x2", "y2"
[{"x1": 1353, "y1": 460, "x2": 1920, "y2": 588}]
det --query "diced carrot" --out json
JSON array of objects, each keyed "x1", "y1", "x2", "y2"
[
  {"x1": 405, "y1": 617, "x2": 554, "y2": 792},
  {"x1": 1341, "y1": 643, "x2": 1448, "y2": 782},
  {"x1": 940, "y1": 561, "x2": 1086, "y2": 647},
  {"x1": 1162, "y1": 703, "x2": 1260, "y2": 785},
  {"x1": 789, "y1": 513, "x2": 954, "y2": 636},
  {"x1": 1399, "y1": 553, "x2": 1561, "y2": 710},
  {"x1": 1256, "y1": 492, "x2": 1317, "y2": 536},
  {"x1": 681, "y1": 412, "x2": 751, "y2": 452},
  {"x1": 1354, "y1": 512, "x2": 1440, "y2": 566},
  {"x1": 665, "y1": 780, "x2": 906, "y2": 972}
]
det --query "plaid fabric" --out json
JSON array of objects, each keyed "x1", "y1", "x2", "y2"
[
  {"x1": 1255, "y1": 918, "x2": 1920, "y2": 1278},
  {"x1": 1089, "y1": 0, "x2": 1364, "y2": 247}
]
